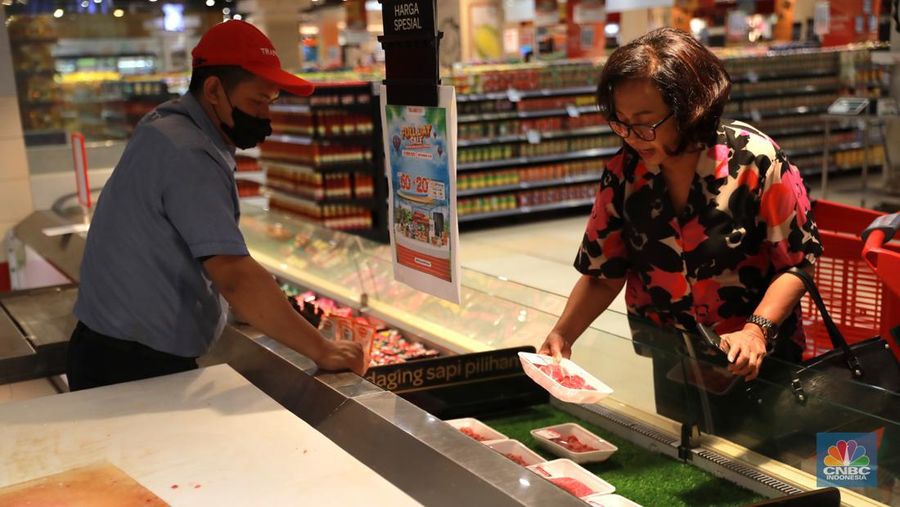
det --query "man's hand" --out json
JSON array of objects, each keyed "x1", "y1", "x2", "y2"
[
  {"x1": 315, "y1": 340, "x2": 367, "y2": 376},
  {"x1": 539, "y1": 331, "x2": 573, "y2": 363},
  {"x1": 719, "y1": 325, "x2": 768, "y2": 381},
  {"x1": 203, "y1": 255, "x2": 369, "y2": 376}
]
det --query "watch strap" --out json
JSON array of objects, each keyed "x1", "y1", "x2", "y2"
[{"x1": 747, "y1": 314, "x2": 778, "y2": 343}]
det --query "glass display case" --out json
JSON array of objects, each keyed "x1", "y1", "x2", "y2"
[{"x1": 240, "y1": 206, "x2": 900, "y2": 505}]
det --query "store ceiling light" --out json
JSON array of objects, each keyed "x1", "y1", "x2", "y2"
[
  {"x1": 113, "y1": 8, "x2": 124, "y2": 16},
  {"x1": 53, "y1": 8, "x2": 63, "y2": 17},
  {"x1": 205, "y1": 0, "x2": 214, "y2": 5},
  {"x1": 222, "y1": 7, "x2": 229, "y2": 14},
  {"x1": 233, "y1": 13, "x2": 242, "y2": 19}
]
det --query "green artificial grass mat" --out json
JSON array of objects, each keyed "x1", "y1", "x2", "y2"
[{"x1": 484, "y1": 404, "x2": 767, "y2": 507}]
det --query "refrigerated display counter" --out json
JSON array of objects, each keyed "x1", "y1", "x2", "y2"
[{"x1": 5, "y1": 207, "x2": 898, "y2": 506}]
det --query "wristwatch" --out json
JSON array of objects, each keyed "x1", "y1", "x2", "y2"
[{"x1": 746, "y1": 315, "x2": 778, "y2": 348}]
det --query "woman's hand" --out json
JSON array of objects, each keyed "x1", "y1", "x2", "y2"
[
  {"x1": 539, "y1": 331, "x2": 573, "y2": 362},
  {"x1": 719, "y1": 325, "x2": 768, "y2": 381}
]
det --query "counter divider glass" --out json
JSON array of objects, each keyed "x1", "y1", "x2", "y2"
[{"x1": 242, "y1": 207, "x2": 900, "y2": 506}]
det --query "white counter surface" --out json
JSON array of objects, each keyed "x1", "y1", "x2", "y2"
[{"x1": 0, "y1": 364, "x2": 421, "y2": 506}]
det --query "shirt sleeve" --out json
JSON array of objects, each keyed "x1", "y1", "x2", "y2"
[
  {"x1": 574, "y1": 155, "x2": 629, "y2": 278},
  {"x1": 758, "y1": 153, "x2": 823, "y2": 271},
  {"x1": 161, "y1": 147, "x2": 249, "y2": 259}
]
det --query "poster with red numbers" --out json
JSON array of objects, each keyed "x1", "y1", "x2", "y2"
[{"x1": 381, "y1": 85, "x2": 460, "y2": 303}]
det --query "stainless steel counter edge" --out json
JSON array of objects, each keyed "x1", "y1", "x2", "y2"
[
  {"x1": 204, "y1": 324, "x2": 585, "y2": 507},
  {"x1": 12, "y1": 210, "x2": 88, "y2": 283}
]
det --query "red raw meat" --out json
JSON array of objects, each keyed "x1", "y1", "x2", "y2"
[
  {"x1": 549, "y1": 477, "x2": 595, "y2": 497},
  {"x1": 551, "y1": 435, "x2": 598, "y2": 453},
  {"x1": 537, "y1": 364, "x2": 597, "y2": 390},
  {"x1": 503, "y1": 453, "x2": 529, "y2": 466},
  {"x1": 459, "y1": 427, "x2": 487, "y2": 441}
]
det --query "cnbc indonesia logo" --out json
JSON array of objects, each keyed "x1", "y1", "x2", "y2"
[{"x1": 818, "y1": 435, "x2": 876, "y2": 487}]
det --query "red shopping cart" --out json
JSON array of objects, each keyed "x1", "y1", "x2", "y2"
[{"x1": 801, "y1": 200, "x2": 900, "y2": 361}]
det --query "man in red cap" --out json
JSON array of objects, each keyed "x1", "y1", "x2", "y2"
[{"x1": 69, "y1": 20, "x2": 366, "y2": 390}]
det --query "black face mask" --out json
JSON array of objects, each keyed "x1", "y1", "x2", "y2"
[{"x1": 217, "y1": 93, "x2": 272, "y2": 149}]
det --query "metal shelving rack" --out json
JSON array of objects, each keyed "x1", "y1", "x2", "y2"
[{"x1": 257, "y1": 82, "x2": 388, "y2": 242}]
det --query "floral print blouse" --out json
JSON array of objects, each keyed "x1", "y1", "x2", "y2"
[{"x1": 575, "y1": 119, "x2": 823, "y2": 346}]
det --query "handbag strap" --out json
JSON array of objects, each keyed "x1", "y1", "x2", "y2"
[{"x1": 783, "y1": 267, "x2": 865, "y2": 377}]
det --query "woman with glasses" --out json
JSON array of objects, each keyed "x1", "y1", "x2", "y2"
[{"x1": 540, "y1": 28, "x2": 823, "y2": 382}]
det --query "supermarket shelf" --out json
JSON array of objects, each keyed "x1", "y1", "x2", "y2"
[
  {"x1": 730, "y1": 68, "x2": 837, "y2": 84},
  {"x1": 14, "y1": 69, "x2": 57, "y2": 76},
  {"x1": 458, "y1": 125, "x2": 612, "y2": 148},
  {"x1": 267, "y1": 133, "x2": 314, "y2": 145},
  {"x1": 65, "y1": 97, "x2": 126, "y2": 105},
  {"x1": 459, "y1": 147, "x2": 618, "y2": 172},
  {"x1": 237, "y1": 147, "x2": 261, "y2": 159},
  {"x1": 271, "y1": 102, "x2": 373, "y2": 114},
  {"x1": 271, "y1": 103, "x2": 311, "y2": 114},
  {"x1": 459, "y1": 105, "x2": 599, "y2": 123},
  {"x1": 458, "y1": 173, "x2": 602, "y2": 197},
  {"x1": 765, "y1": 124, "x2": 854, "y2": 138},
  {"x1": 456, "y1": 85, "x2": 596, "y2": 103},
  {"x1": 459, "y1": 198, "x2": 594, "y2": 223},
  {"x1": 240, "y1": 196, "x2": 269, "y2": 209},
  {"x1": 266, "y1": 132, "x2": 374, "y2": 146},
  {"x1": 731, "y1": 84, "x2": 841, "y2": 101},
  {"x1": 266, "y1": 188, "x2": 376, "y2": 207},
  {"x1": 784, "y1": 141, "x2": 874, "y2": 159},
  {"x1": 798, "y1": 164, "x2": 879, "y2": 178},
  {"x1": 235, "y1": 171, "x2": 266, "y2": 184},
  {"x1": 13, "y1": 37, "x2": 59, "y2": 44},
  {"x1": 21, "y1": 99, "x2": 60, "y2": 107},
  {"x1": 259, "y1": 158, "x2": 374, "y2": 174},
  {"x1": 732, "y1": 106, "x2": 829, "y2": 122}
]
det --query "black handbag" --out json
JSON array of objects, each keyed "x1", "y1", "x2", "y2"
[{"x1": 745, "y1": 267, "x2": 900, "y2": 438}]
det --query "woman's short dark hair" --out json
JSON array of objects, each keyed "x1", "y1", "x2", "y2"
[
  {"x1": 596, "y1": 28, "x2": 731, "y2": 154},
  {"x1": 188, "y1": 65, "x2": 256, "y2": 96}
]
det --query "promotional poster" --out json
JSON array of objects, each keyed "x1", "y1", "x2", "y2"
[{"x1": 380, "y1": 85, "x2": 460, "y2": 303}]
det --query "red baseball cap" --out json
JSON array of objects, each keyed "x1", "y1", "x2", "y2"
[{"x1": 192, "y1": 20, "x2": 314, "y2": 97}]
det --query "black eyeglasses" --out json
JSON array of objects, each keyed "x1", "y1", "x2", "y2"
[{"x1": 608, "y1": 112, "x2": 673, "y2": 141}]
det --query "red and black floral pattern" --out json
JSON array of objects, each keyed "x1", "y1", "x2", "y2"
[{"x1": 575, "y1": 119, "x2": 823, "y2": 345}]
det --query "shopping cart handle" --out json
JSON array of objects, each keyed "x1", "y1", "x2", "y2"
[{"x1": 861, "y1": 213, "x2": 900, "y2": 244}]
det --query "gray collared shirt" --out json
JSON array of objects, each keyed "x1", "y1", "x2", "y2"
[{"x1": 74, "y1": 93, "x2": 249, "y2": 357}]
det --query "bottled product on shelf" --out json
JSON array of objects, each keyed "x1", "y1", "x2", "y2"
[
  {"x1": 58, "y1": 79, "x2": 173, "y2": 140},
  {"x1": 458, "y1": 159, "x2": 604, "y2": 193},
  {"x1": 258, "y1": 81, "x2": 384, "y2": 235},
  {"x1": 7, "y1": 15, "x2": 64, "y2": 143},
  {"x1": 268, "y1": 190, "x2": 373, "y2": 231},
  {"x1": 459, "y1": 182, "x2": 599, "y2": 219},
  {"x1": 445, "y1": 60, "x2": 598, "y2": 94}
]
